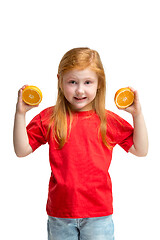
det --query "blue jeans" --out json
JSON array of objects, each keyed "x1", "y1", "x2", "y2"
[{"x1": 47, "y1": 215, "x2": 115, "y2": 240}]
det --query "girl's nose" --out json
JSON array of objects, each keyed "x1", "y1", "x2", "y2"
[{"x1": 76, "y1": 84, "x2": 84, "y2": 95}]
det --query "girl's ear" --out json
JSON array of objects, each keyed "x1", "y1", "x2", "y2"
[
  {"x1": 57, "y1": 74, "x2": 63, "y2": 92},
  {"x1": 97, "y1": 82, "x2": 100, "y2": 90}
]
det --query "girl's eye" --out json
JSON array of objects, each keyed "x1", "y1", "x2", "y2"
[
  {"x1": 69, "y1": 80, "x2": 76, "y2": 84},
  {"x1": 85, "y1": 81, "x2": 91, "y2": 85}
]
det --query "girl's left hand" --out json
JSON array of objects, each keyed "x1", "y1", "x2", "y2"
[{"x1": 123, "y1": 87, "x2": 142, "y2": 117}]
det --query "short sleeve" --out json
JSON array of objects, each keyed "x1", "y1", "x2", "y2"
[
  {"x1": 107, "y1": 111, "x2": 134, "y2": 152},
  {"x1": 26, "y1": 113, "x2": 48, "y2": 152}
]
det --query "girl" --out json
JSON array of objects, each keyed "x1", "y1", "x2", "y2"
[{"x1": 13, "y1": 47, "x2": 148, "y2": 240}]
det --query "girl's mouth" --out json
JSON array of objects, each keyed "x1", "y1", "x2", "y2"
[{"x1": 74, "y1": 97, "x2": 87, "y2": 101}]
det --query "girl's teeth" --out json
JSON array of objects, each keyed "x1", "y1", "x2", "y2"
[{"x1": 75, "y1": 97, "x2": 85, "y2": 100}]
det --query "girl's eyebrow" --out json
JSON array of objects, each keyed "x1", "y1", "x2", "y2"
[
  {"x1": 64, "y1": 74, "x2": 78, "y2": 79},
  {"x1": 84, "y1": 77, "x2": 95, "y2": 80},
  {"x1": 66, "y1": 77, "x2": 95, "y2": 82},
  {"x1": 64, "y1": 74, "x2": 96, "y2": 81}
]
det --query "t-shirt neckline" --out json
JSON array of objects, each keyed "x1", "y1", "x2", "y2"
[{"x1": 71, "y1": 109, "x2": 96, "y2": 117}]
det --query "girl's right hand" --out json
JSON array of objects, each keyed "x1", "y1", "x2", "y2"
[{"x1": 16, "y1": 85, "x2": 39, "y2": 114}]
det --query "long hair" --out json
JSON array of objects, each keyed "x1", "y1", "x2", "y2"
[{"x1": 49, "y1": 47, "x2": 108, "y2": 148}]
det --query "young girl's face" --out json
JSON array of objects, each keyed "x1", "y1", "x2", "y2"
[{"x1": 62, "y1": 68, "x2": 99, "y2": 112}]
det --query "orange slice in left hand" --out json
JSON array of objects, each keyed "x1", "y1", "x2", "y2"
[{"x1": 22, "y1": 85, "x2": 43, "y2": 106}]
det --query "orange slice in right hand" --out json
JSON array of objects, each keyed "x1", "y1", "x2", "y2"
[
  {"x1": 22, "y1": 85, "x2": 43, "y2": 106},
  {"x1": 114, "y1": 87, "x2": 134, "y2": 109}
]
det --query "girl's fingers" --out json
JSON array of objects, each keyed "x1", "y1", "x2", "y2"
[
  {"x1": 128, "y1": 86, "x2": 135, "y2": 92},
  {"x1": 128, "y1": 87, "x2": 139, "y2": 101},
  {"x1": 21, "y1": 85, "x2": 28, "y2": 90},
  {"x1": 18, "y1": 85, "x2": 28, "y2": 100},
  {"x1": 18, "y1": 88, "x2": 22, "y2": 101}
]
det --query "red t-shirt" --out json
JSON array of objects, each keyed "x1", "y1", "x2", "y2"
[{"x1": 26, "y1": 107, "x2": 133, "y2": 218}]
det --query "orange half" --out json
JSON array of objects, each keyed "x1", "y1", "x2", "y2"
[
  {"x1": 114, "y1": 87, "x2": 134, "y2": 109},
  {"x1": 22, "y1": 85, "x2": 43, "y2": 106}
]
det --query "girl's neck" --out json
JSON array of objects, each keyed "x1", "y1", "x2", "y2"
[{"x1": 71, "y1": 109, "x2": 96, "y2": 116}]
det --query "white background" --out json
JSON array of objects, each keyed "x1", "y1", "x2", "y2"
[{"x1": 0, "y1": 0, "x2": 160, "y2": 239}]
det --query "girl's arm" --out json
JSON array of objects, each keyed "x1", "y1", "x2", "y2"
[
  {"x1": 124, "y1": 88, "x2": 148, "y2": 157},
  {"x1": 13, "y1": 85, "x2": 38, "y2": 157}
]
